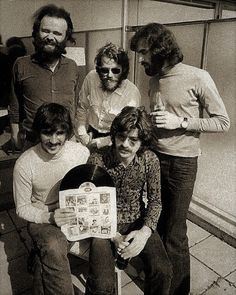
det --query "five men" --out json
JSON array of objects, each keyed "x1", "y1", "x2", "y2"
[
  {"x1": 87, "y1": 106, "x2": 172, "y2": 295},
  {"x1": 9, "y1": 4, "x2": 79, "y2": 150},
  {"x1": 13, "y1": 103, "x2": 89, "y2": 294},
  {"x1": 130, "y1": 22, "x2": 230, "y2": 295},
  {"x1": 76, "y1": 42, "x2": 141, "y2": 149}
]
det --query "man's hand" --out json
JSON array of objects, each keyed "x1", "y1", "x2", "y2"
[
  {"x1": 78, "y1": 133, "x2": 92, "y2": 146},
  {"x1": 53, "y1": 208, "x2": 76, "y2": 227},
  {"x1": 119, "y1": 226, "x2": 152, "y2": 260},
  {"x1": 92, "y1": 136, "x2": 112, "y2": 149},
  {"x1": 112, "y1": 232, "x2": 130, "y2": 254},
  {"x1": 151, "y1": 110, "x2": 182, "y2": 130}
]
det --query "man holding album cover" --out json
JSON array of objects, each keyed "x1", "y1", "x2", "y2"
[
  {"x1": 13, "y1": 103, "x2": 89, "y2": 295},
  {"x1": 87, "y1": 106, "x2": 172, "y2": 295}
]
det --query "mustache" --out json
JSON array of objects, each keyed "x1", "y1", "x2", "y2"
[
  {"x1": 118, "y1": 147, "x2": 131, "y2": 152},
  {"x1": 46, "y1": 142, "x2": 61, "y2": 147},
  {"x1": 102, "y1": 77, "x2": 117, "y2": 82},
  {"x1": 33, "y1": 35, "x2": 67, "y2": 53},
  {"x1": 43, "y1": 39, "x2": 58, "y2": 46}
]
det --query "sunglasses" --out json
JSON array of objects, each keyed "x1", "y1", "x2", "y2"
[{"x1": 97, "y1": 67, "x2": 121, "y2": 75}]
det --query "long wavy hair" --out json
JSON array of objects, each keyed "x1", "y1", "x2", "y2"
[
  {"x1": 130, "y1": 22, "x2": 183, "y2": 66},
  {"x1": 110, "y1": 106, "x2": 152, "y2": 149}
]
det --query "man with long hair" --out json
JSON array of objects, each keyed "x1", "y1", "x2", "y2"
[
  {"x1": 76, "y1": 42, "x2": 141, "y2": 150},
  {"x1": 86, "y1": 106, "x2": 172, "y2": 295},
  {"x1": 9, "y1": 4, "x2": 79, "y2": 151},
  {"x1": 130, "y1": 23, "x2": 230, "y2": 295}
]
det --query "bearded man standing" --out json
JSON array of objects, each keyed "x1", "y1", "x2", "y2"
[
  {"x1": 130, "y1": 23, "x2": 230, "y2": 295},
  {"x1": 76, "y1": 42, "x2": 141, "y2": 150},
  {"x1": 9, "y1": 4, "x2": 79, "y2": 151}
]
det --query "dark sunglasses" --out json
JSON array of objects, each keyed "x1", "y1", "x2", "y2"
[{"x1": 97, "y1": 67, "x2": 121, "y2": 75}]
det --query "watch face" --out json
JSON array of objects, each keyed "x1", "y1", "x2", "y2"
[{"x1": 181, "y1": 118, "x2": 188, "y2": 128}]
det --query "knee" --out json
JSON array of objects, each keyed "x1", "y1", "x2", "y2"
[
  {"x1": 90, "y1": 238, "x2": 113, "y2": 258},
  {"x1": 40, "y1": 234, "x2": 68, "y2": 258}
]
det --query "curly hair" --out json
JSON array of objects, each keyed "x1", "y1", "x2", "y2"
[
  {"x1": 32, "y1": 103, "x2": 73, "y2": 139},
  {"x1": 95, "y1": 42, "x2": 129, "y2": 80},
  {"x1": 130, "y1": 22, "x2": 183, "y2": 66},
  {"x1": 110, "y1": 106, "x2": 152, "y2": 148},
  {"x1": 32, "y1": 4, "x2": 75, "y2": 44}
]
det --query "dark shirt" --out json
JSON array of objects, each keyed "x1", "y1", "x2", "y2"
[
  {"x1": 9, "y1": 54, "x2": 79, "y2": 131},
  {"x1": 88, "y1": 147, "x2": 161, "y2": 231}
]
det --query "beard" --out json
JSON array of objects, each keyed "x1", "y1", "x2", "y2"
[
  {"x1": 142, "y1": 54, "x2": 164, "y2": 76},
  {"x1": 33, "y1": 35, "x2": 67, "y2": 62},
  {"x1": 99, "y1": 75, "x2": 123, "y2": 92}
]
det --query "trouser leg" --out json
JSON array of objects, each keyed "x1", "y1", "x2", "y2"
[
  {"x1": 139, "y1": 231, "x2": 172, "y2": 295},
  {"x1": 28, "y1": 223, "x2": 74, "y2": 295},
  {"x1": 156, "y1": 154, "x2": 198, "y2": 295},
  {"x1": 85, "y1": 238, "x2": 115, "y2": 295}
]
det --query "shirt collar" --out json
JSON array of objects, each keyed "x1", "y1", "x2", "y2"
[
  {"x1": 113, "y1": 79, "x2": 128, "y2": 96},
  {"x1": 31, "y1": 54, "x2": 68, "y2": 67}
]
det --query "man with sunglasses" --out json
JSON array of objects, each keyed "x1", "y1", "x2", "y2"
[{"x1": 76, "y1": 42, "x2": 141, "y2": 150}]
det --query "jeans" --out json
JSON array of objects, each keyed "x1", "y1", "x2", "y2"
[
  {"x1": 85, "y1": 221, "x2": 172, "y2": 295},
  {"x1": 155, "y1": 152, "x2": 198, "y2": 295},
  {"x1": 28, "y1": 223, "x2": 74, "y2": 295}
]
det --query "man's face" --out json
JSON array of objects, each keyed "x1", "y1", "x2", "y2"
[
  {"x1": 136, "y1": 38, "x2": 162, "y2": 76},
  {"x1": 40, "y1": 129, "x2": 67, "y2": 155},
  {"x1": 98, "y1": 56, "x2": 122, "y2": 92},
  {"x1": 115, "y1": 128, "x2": 141, "y2": 164},
  {"x1": 35, "y1": 16, "x2": 67, "y2": 58}
]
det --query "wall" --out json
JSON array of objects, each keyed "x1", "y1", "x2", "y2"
[
  {"x1": 191, "y1": 21, "x2": 236, "y2": 240},
  {"x1": 0, "y1": 0, "x2": 217, "y2": 43},
  {"x1": 0, "y1": 0, "x2": 123, "y2": 43}
]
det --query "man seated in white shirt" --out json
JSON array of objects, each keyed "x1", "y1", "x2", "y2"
[
  {"x1": 76, "y1": 42, "x2": 141, "y2": 150},
  {"x1": 13, "y1": 103, "x2": 89, "y2": 295}
]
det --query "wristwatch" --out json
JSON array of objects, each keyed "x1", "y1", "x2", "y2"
[{"x1": 181, "y1": 117, "x2": 189, "y2": 129}]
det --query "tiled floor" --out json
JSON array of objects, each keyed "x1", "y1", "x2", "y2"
[{"x1": 0, "y1": 208, "x2": 236, "y2": 295}]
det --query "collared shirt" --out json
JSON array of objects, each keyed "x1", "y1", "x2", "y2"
[
  {"x1": 76, "y1": 70, "x2": 141, "y2": 135},
  {"x1": 9, "y1": 54, "x2": 80, "y2": 132},
  {"x1": 149, "y1": 62, "x2": 230, "y2": 157},
  {"x1": 88, "y1": 147, "x2": 161, "y2": 231}
]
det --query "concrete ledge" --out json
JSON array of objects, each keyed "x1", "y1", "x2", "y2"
[{"x1": 188, "y1": 195, "x2": 236, "y2": 248}]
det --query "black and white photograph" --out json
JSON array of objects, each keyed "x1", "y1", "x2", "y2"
[{"x1": 0, "y1": 1, "x2": 235, "y2": 294}]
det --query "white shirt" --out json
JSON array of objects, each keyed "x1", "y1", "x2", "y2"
[
  {"x1": 13, "y1": 141, "x2": 90, "y2": 223},
  {"x1": 76, "y1": 70, "x2": 141, "y2": 136}
]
